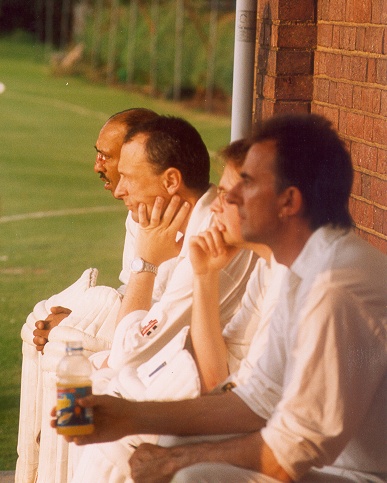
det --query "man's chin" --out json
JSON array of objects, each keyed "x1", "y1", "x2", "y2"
[{"x1": 130, "y1": 212, "x2": 139, "y2": 222}]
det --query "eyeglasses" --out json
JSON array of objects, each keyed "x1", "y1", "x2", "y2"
[
  {"x1": 96, "y1": 152, "x2": 107, "y2": 162},
  {"x1": 216, "y1": 186, "x2": 229, "y2": 203}
]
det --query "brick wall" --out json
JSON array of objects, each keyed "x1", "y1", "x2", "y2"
[
  {"x1": 253, "y1": 0, "x2": 316, "y2": 119},
  {"x1": 254, "y1": 0, "x2": 386, "y2": 253},
  {"x1": 313, "y1": 0, "x2": 387, "y2": 253}
]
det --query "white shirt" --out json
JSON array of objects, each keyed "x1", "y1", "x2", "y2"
[
  {"x1": 109, "y1": 185, "x2": 257, "y2": 368},
  {"x1": 234, "y1": 226, "x2": 387, "y2": 480},
  {"x1": 223, "y1": 256, "x2": 287, "y2": 382}
]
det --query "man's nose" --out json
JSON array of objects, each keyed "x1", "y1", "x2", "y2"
[
  {"x1": 114, "y1": 178, "x2": 124, "y2": 198},
  {"x1": 94, "y1": 157, "x2": 106, "y2": 173},
  {"x1": 210, "y1": 196, "x2": 223, "y2": 213}
]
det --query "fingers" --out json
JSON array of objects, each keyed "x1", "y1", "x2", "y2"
[
  {"x1": 50, "y1": 306, "x2": 72, "y2": 315},
  {"x1": 138, "y1": 202, "x2": 151, "y2": 228},
  {"x1": 192, "y1": 228, "x2": 227, "y2": 258},
  {"x1": 33, "y1": 324, "x2": 49, "y2": 351},
  {"x1": 138, "y1": 196, "x2": 191, "y2": 231}
]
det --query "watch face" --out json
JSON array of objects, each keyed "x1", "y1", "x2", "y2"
[{"x1": 131, "y1": 257, "x2": 144, "y2": 272}]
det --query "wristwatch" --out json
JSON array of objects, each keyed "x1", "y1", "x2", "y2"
[{"x1": 130, "y1": 257, "x2": 158, "y2": 276}]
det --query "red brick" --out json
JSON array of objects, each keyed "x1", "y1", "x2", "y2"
[
  {"x1": 346, "y1": 0, "x2": 372, "y2": 22},
  {"x1": 315, "y1": 104, "x2": 340, "y2": 128},
  {"x1": 377, "y1": 148, "x2": 387, "y2": 173},
  {"x1": 262, "y1": 98, "x2": 276, "y2": 119},
  {"x1": 263, "y1": 75, "x2": 276, "y2": 99},
  {"x1": 350, "y1": 56, "x2": 368, "y2": 82},
  {"x1": 265, "y1": 50, "x2": 277, "y2": 76},
  {"x1": 373, "y1": 205, "x2": 385, "y2": 232},
  {"x1": 314, "y1": 77, "x2": 330, "y2": 102},
  {"x1": 340, "y1": 55, "x2": 352, "y2": 79},
  {"x1": 332, "y1": 25, "x2": 340, "y2": 49},
  {"x1": 363, "y1": 116, "x2": 374, "y2": 143},
  {"x1": 352, "y1": 142, "x2": 378, "y2": 171},
  {"x1": 274, "y1": 75, "x2": 313, "y2": 100},
  {"x1": 352, "y1": 170, "x2": 362, "y2": 195},
  {"x1": 376, "y1": 58, "x2": 387, "y2": 84},
  {"x1": 328, "y1": 80, "x2": 338, "y2": 104},
  {"x1": 317, "y1": 23, "x2": 333, "y2": 48},
  {"x1": 373, "y1": 117, "x2": 387, "y2": 145},
  {"x1": 355, "y1": 27, "x2": 366, "y2": 51},
  {"x1": 356, "y1": 198, "x2": 374, "y2": 225},
  {"x1": 318, "y1": 0, "x2": 330, "y2": 20},
  {"x1": 314, "y1": 51, "x2": 327, "y2": 75},
  {"x1": 335, "y1": 82, "x2": 354, "y2": 108},
  {"x1": 353, "y1": 86, "x2": 381, "y2": 114},
  {"x1": 328, "y1": 0, "x2": 346, "y2": 20},
  {"x1": 324, "y1": 52, "x2": 341, "y2": 78},
  {"x1": 340, "y1": 26, "x2": 357, "y2": 51},
  {"x1": 361, "y1": 173, "x2": 372, "y2": 198},
  {"x1": 364, "y1": 26, "x2": 385, "y2": 54},
  {"x1": 275, "y1": 50, "x2": 314, "y2": 75},
  {"x1": 276, "y1": 24, "x2": 317, "y2": 49},
  {"x1": 366, "y1": 58, "x2": 377, "y2": 82},
  {"x1": 272, "y1": 100, "x2": 311, "y2": 115},
  {"x1": 278, "y1": 0, "x2": 316, "y2": 21},
  {"x1": 371, "y1": 177, "x2": 387, "y2": 204},
  {"x1": 371, "y1": 0, "x2": 387, "y2": 24}
]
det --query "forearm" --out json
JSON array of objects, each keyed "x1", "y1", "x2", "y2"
[
  {"x1": 167, "y1": 432, "x2": 291, "y2": 482},
  {"x1": 129, "y1": 391, "x2": 265, "y2": 436},
  {"x1": 191, "y1": 273, "x2": 229, "y2": 393},
  {"x1": 116, "y1": 272, "x2": 156, "y2": 321}
]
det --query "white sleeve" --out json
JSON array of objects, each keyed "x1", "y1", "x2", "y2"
[
  {"x1": 118, "y1": 212, "x2": 137, "y2": 286},
  {"x1": 222, "y1": 259, "x2": 268, "y2": 373},
  {"x1": 109, "y1": 248, "x2": 256, "y2": 370},
  {"x1": 260, "y1": 283, "x2": 387, "y2": 480}
]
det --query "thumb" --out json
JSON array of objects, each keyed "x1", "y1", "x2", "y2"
[{"x1": 78, "y1": 394, "x2": 98, "y2": 408}]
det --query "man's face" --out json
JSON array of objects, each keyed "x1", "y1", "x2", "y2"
[
  {"x1": 210, "y1": 163, "x2": 244, "y2": 247},
  {"x1": 227, "y1": 140, "x2": 282, "y2": 246},
  {"x1": 94, "y1": 120, "x2": 126, "y2": 197},
  {"x1": 114, "y1": 133, "x2": 169, "y2": 222}
]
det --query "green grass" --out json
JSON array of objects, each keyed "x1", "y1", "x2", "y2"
[{"x1": 0, "y1": 35, "x2": 231, "y2": 470}]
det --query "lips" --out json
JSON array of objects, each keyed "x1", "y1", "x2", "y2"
[{"x1": 99, "y1": 172, "x2": 112, "y2": 190}]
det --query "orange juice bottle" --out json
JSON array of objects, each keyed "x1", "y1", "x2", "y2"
[{"x1": 56, "y1": 341, "x2": 94, "y2": 436}]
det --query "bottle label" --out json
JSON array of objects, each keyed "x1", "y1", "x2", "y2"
[{"x1": 56, "y1": 385, "x2": 93, "y2": 429}]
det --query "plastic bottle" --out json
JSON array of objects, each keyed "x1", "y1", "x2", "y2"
[{"x1": 56, "y1": 341, "x2": 94, "y2": 436}]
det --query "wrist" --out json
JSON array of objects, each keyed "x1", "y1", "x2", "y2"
[{"x1": 130, "y1": 257, "x2": 158, "y2": 276}]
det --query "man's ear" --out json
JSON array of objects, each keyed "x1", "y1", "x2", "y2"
[
  {"x1": 163, "y1": 167, "x2": 182, "y2": 195},
  {"x1": 279, "y1": 186, "x2": 304, "y2": 219}
]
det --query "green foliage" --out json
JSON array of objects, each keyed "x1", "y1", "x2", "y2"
[
  {"x1": 82, "y1": 2, "x2": 235, "y2": 95},
  {"x1": 0, "y1": 35, "x2": 229, "y2": 470}
]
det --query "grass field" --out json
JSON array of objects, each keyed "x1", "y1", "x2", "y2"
[{"x1": 0, "y1": 35, "x2": 231, "y2": 470}]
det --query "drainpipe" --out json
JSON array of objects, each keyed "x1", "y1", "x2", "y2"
[{"x1": 230, "y1": 0, "x2": 257, "y2": 141}]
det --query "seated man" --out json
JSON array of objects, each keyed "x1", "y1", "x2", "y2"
[
  {"x1": 16, "y1": 108, "x2": 160, "y2": 483},
  {"x1": 189, "y1": 139, "x2": 287, "y2": 393},
  {"x1": 69, "y1": 141, "x2": 283, "y2": 483},
  {"x1": 58, "y1": 114, "x2": 387, "y2": 483},
  {"x1": 43, "y1": 115, "x2": 255, "y2": 483},
  {"x1": 97, "y1": 115, "x2": 256, "y2": 375}
]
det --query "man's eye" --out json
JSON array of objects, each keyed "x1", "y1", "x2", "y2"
[{"x1": 97, "y1": 152, "x2": 107, "y2": 161}]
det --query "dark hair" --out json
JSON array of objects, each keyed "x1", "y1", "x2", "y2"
[
  {"x1": 124, "y1": 116, "x2": 210, "y2": 193},
  {"x1": 107, "y1": 108, "x2": 159, "y2": 129},
  {"x1": 251, "y1": 113, "x2": 354, "y2": 230},
  {"x1": 218, "y1": 139, "x2": 250, "y2": 169}
]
